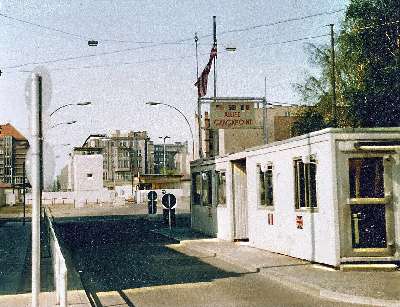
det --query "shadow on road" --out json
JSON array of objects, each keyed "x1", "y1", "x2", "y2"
[{"x1": 55, "y1": 216, "x2": 242, "y2": 306}]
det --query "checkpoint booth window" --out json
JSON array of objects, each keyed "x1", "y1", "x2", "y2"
[
  {"x1": 201, "y1": 171, "x2": 213, "y2": 207},
  {"x1": 191, "y1": 170, "x2": 214, "y2": 207},
  {"x1": 192, "y1": 172, "x2": 201, "y2": 205},
  {"x1": 216, "y1": 170, "x2": 226, "y2": 207}
]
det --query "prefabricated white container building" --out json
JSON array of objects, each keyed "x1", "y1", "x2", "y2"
[{"x1": 191, "y1": 128, "x2": 400, "y2": 266}]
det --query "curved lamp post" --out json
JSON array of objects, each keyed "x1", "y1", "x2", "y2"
[
  {"x1": 49, "y1": 102, "x2": 91, "y2": 117},
  {"x1": 146, "y1": 101, "x2": 194, "y2": 158},
  {"x1": 50, "y1": 120, "x2": 77, "y2": 129}
]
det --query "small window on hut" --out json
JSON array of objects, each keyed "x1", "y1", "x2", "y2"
[
  {"x1": 349, "y1": 157, "x2": 384, "y2": 198},
  {"x1": 259, "y1": 164, "x2": 274, "y2": 207},
  {"x1": 202, "y1": 171, "x2": 213, "y2": 206},
  {"x1": 294, "y1": 158, "x2": 317, "y2": 209},
  {"x1": 217, "y1": 171, "x2": 226, "y2": 206},
  {"x1": 192, "y1": 173, "x2": 202, "y2": 205}
]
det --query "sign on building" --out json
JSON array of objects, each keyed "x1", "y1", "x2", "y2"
[{"x1": 210, "y1": 101, "x2": 261, "y2": 129}]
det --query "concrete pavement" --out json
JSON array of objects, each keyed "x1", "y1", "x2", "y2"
[{"x1": 156, "y1": 227, "x2": 400, "y2": 307}]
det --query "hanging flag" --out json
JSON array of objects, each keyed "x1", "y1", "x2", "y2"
[{"x1": 195, "y1": 46, "x2": 217, "y2": 97}]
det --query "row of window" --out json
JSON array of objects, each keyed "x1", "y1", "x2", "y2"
[
  {"x1": 192, "y1": 157, "x2": 318, "y2": 210},
  {"x1": 192, "y1": 156, "x2": 386, "y2": 210}
]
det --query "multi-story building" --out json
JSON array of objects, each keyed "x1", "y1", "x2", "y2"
[
  {"x1": 0, "y1": 123, "x2": 29, "y2": 186},
  {"x1": 82, "y1": 130, "x2": 154, "y2": 188},
  {"x1": 153, "y1": 141, "x2": 189, "y2": 176}
]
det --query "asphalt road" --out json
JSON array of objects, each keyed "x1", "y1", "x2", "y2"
[{"x1": 55, "y1": 217, "x2": 365, "y2": 307}]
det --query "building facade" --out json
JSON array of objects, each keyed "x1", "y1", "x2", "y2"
[
  {"x1": 198, "y1": 105, "x2": 298, "y2": 158},
  {"x1": 153, "y1": 141, "x2": 189, "y2": 176},
  {"x1": 82, "y1": 130, "x2": 154, "y2": 188},
  {"x1": 0, "y1": 123, "x2": 29, "y2": 186}
]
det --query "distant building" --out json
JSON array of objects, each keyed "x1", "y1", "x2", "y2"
[
  {"x1": 0, "y1": 123, "x2": 29, "y2": 186},
  {"x1": 82, "y1": 130, "x2": 154, "y2": 189},
  {"x1": 153, "y1": 141, "x2": 189, "y2": 176}
]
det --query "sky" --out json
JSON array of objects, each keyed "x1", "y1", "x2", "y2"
[{"x1": 0, "y1": 0, "x2": 347, "y2": 176}]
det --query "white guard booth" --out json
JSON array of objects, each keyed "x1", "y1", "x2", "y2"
[{"x1": 190, "y1": 128, "x2": 400, "y2": 267}]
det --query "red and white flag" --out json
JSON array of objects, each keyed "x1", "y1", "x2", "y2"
[{"x1": 195, "y1": 46, "x2": 217, "y2": 97}]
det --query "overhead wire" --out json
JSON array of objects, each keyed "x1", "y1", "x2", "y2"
[
  {"x1": 2, "y1": 8, "x2": 345, "y2": 71},
  {"x1": 0, "y1": 12, "x2": 191, "y2": 45},
  {"x1": 9, "y1": 32, "x2": 330, "y2": 74}
]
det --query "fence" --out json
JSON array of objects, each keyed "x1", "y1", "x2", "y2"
[{"x1": 44, "y1": 208, "x2": 68, "y2": 307}]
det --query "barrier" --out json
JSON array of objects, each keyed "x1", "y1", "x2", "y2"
[{"x1": 44, "y1": 208, "x2": 68, "y2": 307}]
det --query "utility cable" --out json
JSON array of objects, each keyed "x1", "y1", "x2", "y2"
[
  {"x1": 2, "y1": 9, "x2": 343, "y2": 70},
  {"x1": 6, "y1": 32, "x2": 329, "y2": 74},
  {"x1": 0, "y1": 12, "x2": 191, "y2": 45}
]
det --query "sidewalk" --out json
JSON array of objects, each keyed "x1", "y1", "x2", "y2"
[
  {"x1": 0, "y1": 220, "x2": 89, "y2": 307},
  {"x1": 156, "y1": 227, "x2": 400, "y2": 307}
]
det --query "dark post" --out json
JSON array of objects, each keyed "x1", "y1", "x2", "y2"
[
  {"x1": 212, "y1": 16, "x2": 219, "y2": 157},
  {"x1": 144, "y1": 137, "x2": 148, "y2": 174},
  {"x1": 130, "y1": 149, "x2": 134, "y2": 196},
  {"x1": 38, "y1": 76, "x2": 43, "y2": 220},
  {"x1": 195, "y1": 33, "x2": 202, "y2": 159},
  {"x1": 23, "y1": 160, "x2": 26, "y2": 225},
  {"x1": 330, "y1": 24, "x2": 337, "y2": 127}
]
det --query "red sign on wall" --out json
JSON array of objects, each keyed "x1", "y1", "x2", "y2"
[
  {"x1": 296, "y1": 215, "x2": 303, "y2": 229},
  {"x1": 267, "y1": 213, "x2": 274, "y2": 225}
]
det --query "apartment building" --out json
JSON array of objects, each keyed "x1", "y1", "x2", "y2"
[
  {"x1": 153, "y1": 141, "x2": 189, "y2": 176},
  {"x1": 82, "y1": 130, "x2": 154, "y2": 188},
  {"x1": 0, "y1": 123, "x2": 29, "y2": 186}
]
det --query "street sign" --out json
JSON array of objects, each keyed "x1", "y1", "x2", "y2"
[
  {"x1": 147, "y1": 191, "x2": 157, "y2": 214},
  {"x1": 210, "y1": 101, "x2": 261, "y2": 129},
  {"x1": 147, "y1": 191, "x2": 157, "y2": 200},
  {"x1": 162, "y1": 193, "x2": 176, "y2": 209}
]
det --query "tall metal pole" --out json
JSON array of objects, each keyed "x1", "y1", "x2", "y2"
[
  {"x1": 212, "y1": 16, "x2": 219, "y2": 156},
  {"x1": 195, "y1": 33, "x2": 202, "y2": 159},
  {"x1": 330, "y1": 24, "x2": 337, "y2": 127},
  {"x1": 263, "y1": 76, "x2": 268, "y2": 144},
  {"x1": 38, "y1": 77, "x2": 43, "y2": 220},
  {"x1": 130, "y1": 149, "x2": 134, "y2": 196},
  {"x1": 163, "y1": 137, "x2": 166, "y2": 175},
  {"x1": 23, "y1": 161, "x2": 26, "y2": 225},
  {"x1": 31, "y1": 73, "x2": 41, "y2": 307}
]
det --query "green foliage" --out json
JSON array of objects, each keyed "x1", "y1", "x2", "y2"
[{"x1": 293, "y1": 0, "x2": 400, "y2": 135}]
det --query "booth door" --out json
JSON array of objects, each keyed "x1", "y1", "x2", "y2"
[
  {"x1": 346, "y1": 156, "x2": 394, "y2": 256},
  {"x1": 232, "y1": 159, "x2": 248, "y2": 240}
]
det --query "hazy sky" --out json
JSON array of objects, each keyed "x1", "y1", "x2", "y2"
[{"x1": 0, "y1": 0, "x2": 347, "y2": 174}]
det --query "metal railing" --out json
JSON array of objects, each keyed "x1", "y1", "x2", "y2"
[{"x1": 44, "y1": 208, "x2": 68, "y2": 307}]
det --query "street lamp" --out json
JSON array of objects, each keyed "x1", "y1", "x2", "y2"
[
  {"x1": 49, "y1": 102, "x2": 91, "y2": 117},
  {"x1": 146, "y1": 101, "x2": 194, "y2": 159},
  {"x1": 159, "y1": 136, "x2": 170, "y2": 175},
  {"x1": 50, "y1": 120, "x2": 77, "y2": 129}
]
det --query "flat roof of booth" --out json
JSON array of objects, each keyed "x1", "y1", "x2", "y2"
[{"x1": 191, "y1": 127, "x2": 400, "y2": 167}]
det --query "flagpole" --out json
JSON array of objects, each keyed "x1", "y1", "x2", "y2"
[
  {"x1": 195, "y1": 33, "x2": 203, "y2": 159},
  {"x1": 212, "y1": 16, "x2": 218, "y2": 156}
]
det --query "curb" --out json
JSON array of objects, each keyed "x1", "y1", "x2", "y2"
[
  {"x1": 261, "y1": 270, "x2": 400, "y2": 307},
  {"x1": 185, "y1": 244, "x2": 400, "y2": 307}
]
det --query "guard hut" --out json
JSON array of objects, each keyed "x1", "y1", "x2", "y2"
[{"x1": 190, "y1": 128, "x2": 400, "y2": 266}]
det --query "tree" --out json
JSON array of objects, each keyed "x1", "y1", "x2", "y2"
[
  {"x1": 293, "y1": 0, "x2": 400, "y2": 135},
  {"x1": 340, "y1": 0, "x2": 400, "y2": 127}
]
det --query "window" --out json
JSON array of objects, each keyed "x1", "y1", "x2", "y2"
[
  {"x1": 201, "y1": 171, "x2": 212, "y2": 206},
  {"x1": 87, "y1": 173, "x2": 93, "y2": 178},
  {"x1": 217, "y1": 171, "x2": 226, "y2": 205},
  {"x1": 294, "y1": 158, "x2": 317, "y2": 209},
  {"x1": 192, "y1": 173, "x2": 201, "y2": 205},
  {"x1": 259, "y1": 164, "x2": 274, "y2": 207},
  {"x1": 349, "y1": 157, "x2": 384, "y2": 198}
]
